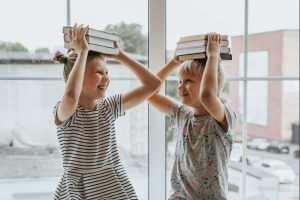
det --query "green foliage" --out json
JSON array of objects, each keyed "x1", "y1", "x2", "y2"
[
  {"x1": 35, "y1": 47, "x2": 50, "y2": 53},
  {"x1": 104, "y1": 21, "x2": 147, "y2": 55},
  {"x1": 0, "y1": 41, "x2": 28, "y2": 52}
]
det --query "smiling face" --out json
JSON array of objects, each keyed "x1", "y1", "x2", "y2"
[
  {"x1": 177, "y1": 60, "x2": 206, "y2": 108},
  {"x1": 81, "y1": 56, "x2": 109, "y2": 100},
  {"x1": 178, "y1": 70, "x2": 203, "y2": 107}
]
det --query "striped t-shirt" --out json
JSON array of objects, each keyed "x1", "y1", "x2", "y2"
[{"x1": 53, "y1": 94, "x2": 138, "y2": 200}]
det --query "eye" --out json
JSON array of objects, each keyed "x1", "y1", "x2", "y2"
[
  {"x1": 97, "y1": 71, "x2": 104, "y2": 75},
  {"x1": 185, "y1": 79, "x2": 192, "y2": 83}
]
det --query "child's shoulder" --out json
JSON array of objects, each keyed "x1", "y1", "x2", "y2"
[{"x1": 172, "y1": 104, "x2": 194, "y2": 119}]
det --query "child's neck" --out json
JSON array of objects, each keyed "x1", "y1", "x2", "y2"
[
  {"x1": 193, "y1": 105, "x2": 210, "y2": 117},
  {"x1": 78, "y1": 96, "x2": 98, "y2": 110}
]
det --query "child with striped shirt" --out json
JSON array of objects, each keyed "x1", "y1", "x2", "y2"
[{"x1": 53, "y1": 24, "x2": 161, "y2": 200}]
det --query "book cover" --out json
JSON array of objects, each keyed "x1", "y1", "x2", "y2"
[
  {"x1": 63, "y1": 26, "x2": 119, "y2": 41},
  {"x1": 178, "y1": 53, "x2": 232, "y2": 61},
  {"x1": 64, "y1": 42, "x2": 119, "y2": 55},
  {"x1": 179, "y1": 34, "x2": 228, "y2": 43},
  {"x1": 175, "y1": 46, "x2": 230, "y2": 56},
  {"x1": 176, "y1": 40, "x2": 229, "y2": 49},
  {"x1": 64, "y1": 34, "x2": 115, "y2": 48}
]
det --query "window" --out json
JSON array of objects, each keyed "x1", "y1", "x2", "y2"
[
  {"x1": 0, "y1": 0, "x2": 148, "y2": 199},
  {"x1": 166, "y1": 0, "x2": 299, "y2": 199},
  {"x1": 0, "y1": 0, "x2": 298, "y2": 199},
  {"x1": 166, "y1": 0, "x2": 244, "y2": 198}
]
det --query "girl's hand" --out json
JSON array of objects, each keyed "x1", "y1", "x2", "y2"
[
  {"x1": 206, "y1": 32, "x2": 221, "y2": 58},
  {"x1": 102, "y1": 41, "x2": 125, "y2": 62},
  {"x1": 170, "y1": 51, "x2": 182, "y2": 66},
  {"x1": 68, "y1": 23, "x2": 89, "y2": 53}
]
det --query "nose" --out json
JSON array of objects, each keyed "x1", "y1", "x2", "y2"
[
  {"x1": 178, "y1": 83, "x2": 184, "y2": 91},
  {"x1": 103, "y1": 75, "x2": 109, "y2": 82}
]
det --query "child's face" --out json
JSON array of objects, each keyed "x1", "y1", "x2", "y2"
[
  {"x1": 82, "y1": 57, "x2": 109, "y2": 99},
  {"x1": 178, "y1": 71, "x2": 202, "y2": 107}
]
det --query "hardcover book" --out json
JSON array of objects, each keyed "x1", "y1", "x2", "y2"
[
  {"x1": 64, "y1": 42, "x2": 119, "y2": 55},
  {"x1": 63, "y1": 26, "x2": 119, "y2": 41},
  {"x1": 178, "y1": 53, "x2": 232, "y2": 61}
]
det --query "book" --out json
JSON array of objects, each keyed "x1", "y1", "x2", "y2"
[
  {"x1": 175, "y1": 46, "x2": 230, "y2": 56},
  {"x1": 179, "y1": 34, "x2": 228, "y2": 43},
  {"x1": 64, "y1": 42, "x2": 119, "y2": 55},
  {"x1": 64, "y1": 34, "x2": 115, "y2": 48},
  {"x1": 178, "y1": 53, "x2": 232, "y2": 61},
  {"x1": 63, "y1": 26, "x2": 119, "y2": 41},
  {"x1": 176, "y1": 40, "x2": 229, "y2": 49}
]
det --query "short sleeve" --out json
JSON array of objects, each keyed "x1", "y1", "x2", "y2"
[
  {"x1": 53, "y1": 101, "x2": 75, "y2": 129},
  {"x1": 214, "y1": 105, "x2": 237, "y2": 135},
  {"x1": 169, "y1": 103, "x2": 192, "y2": 129},
  {"x1": 103, "y1": 94, "x2": 125, "y2": 119}
]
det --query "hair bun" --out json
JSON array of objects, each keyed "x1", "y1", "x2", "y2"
[{"x1": 53, "y1": 51, "x2": 68, "y2": 64}]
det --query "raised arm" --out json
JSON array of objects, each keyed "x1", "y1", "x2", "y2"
[
  {"x1": 147, "y1": 56, "x2": 182, "y2": 116},
  {"x1": 56, "y1": 24, "x2": 89, "y2": 124},
  {"x1": 105, "y1": 45, "x2": 161, "y2": 111},
  {"x1": 200, "y1": 33, "x2": 228, "y2": 131}
]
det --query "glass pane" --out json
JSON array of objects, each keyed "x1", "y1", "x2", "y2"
[
  {"x1": 167, "y1": 0, "x2": 244, "y2": 77},
  {"x1": 165, "y1": 80, "x2": 177, "y2": 198},
  {"x1": 237, "y1": 80, "x2": 299, "y2": 199},
  {"x1": 165, "y1": 79, "x2": 240, "y2": 199},
  {"x1": 166, "y1": 0, "x2": 244, "y2": 199},
  {"x1": 0, "y1": 0, "x2": 148, "y2": 199},
  {"x1": 248, "y1": 0, "x2": 299, "y2": 77},
  {"x1": 0, "y1": 0, "x2": 65, "y2": 199},
  {"x1": 0, "y1": 0, "x2": 65, "y2": 55}
]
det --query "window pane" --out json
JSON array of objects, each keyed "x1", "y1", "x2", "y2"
[
  {"x1": 0, "y1": 0, "x2": 65, "y2": 54},
  {"x1": 248, "y1": 0, "x2": 299, "y2": 77},
  {"x1": 166, "y1": 0, "x2": 244, "y2": 198},
  {"x1": 232, "y1": 30, "x2": 299, "y2": 78},
  {"x1": 70, "y1": 1, "x2": 149, "y2": 198},
  {"x1": 237, "y1": 80, "x2": 299, "y2": 199},
  {"x1": 0, "y1": 0, "x2": 65, "y2": 198},
  {"x1": 167, "y1": 0, "x2": 244, "y2": 77},
  {"x1": 0, "y1": 0, "x2": 148, "y2": 199},
  {"x1": 165, "y1": 79, "x2": 241, "y2": 199}
]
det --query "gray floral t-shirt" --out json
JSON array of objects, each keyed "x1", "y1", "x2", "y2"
[{"x1": 169, "y1": 104, "x2": 237, "y2": 200}]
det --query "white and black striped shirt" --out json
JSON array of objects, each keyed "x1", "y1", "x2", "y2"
[{"x1": 53, "y1": 94, "x2": 138, "y2": 200}]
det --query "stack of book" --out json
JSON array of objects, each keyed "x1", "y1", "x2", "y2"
[
  {"x1": 63, "y1": 26, "x2": 120, "y2": 55},
  {"x1": 175, "y1": 34, "x2": 232, "y2": 61}
]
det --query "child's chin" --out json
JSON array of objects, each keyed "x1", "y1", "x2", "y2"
[
  {"x1": 96, "y1": 92, "x2": 105, "y2": 99},
  {"x1": 181, "y1": 99, "x2": 191, "y2": 106}
]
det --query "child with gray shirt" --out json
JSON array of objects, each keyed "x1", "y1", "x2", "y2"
[{"x1": 148, "y1": 33, "x2": 237, "y2": 199}]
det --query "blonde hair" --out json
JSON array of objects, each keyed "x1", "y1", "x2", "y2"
[
  {"x1": 53, "y1": 50, "x2": 103, "y2": 82},
  {"x1": 178, "y1": 59, "x2": 225, "y2": 97}
]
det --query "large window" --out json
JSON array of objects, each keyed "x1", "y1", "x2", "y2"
[
  {"x1": 0, "y1": 0, "x2": 299, "y2": 199},
  {"x1": 166, "y1": 0, "x2": 244, "y2": 198},
  {"x1": 0, "y1": 0, "x2": 148, "y2": 199},
  {"x1": 166, "y1": 0, "x2": 299, "y2": 199}
]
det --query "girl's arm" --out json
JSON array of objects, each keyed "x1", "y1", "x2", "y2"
[
  {"x1": 147, "y1": 57, "x2": 182, "y2": 117},
  {"x1": 200, "y1": 33, "x2": 228, "y2": 131},
  {"x1": 106, "y1": 45, "x2": 161, "y2": 111},
  {"x1": 56, "y1": 24, "x2": 89, "y2": 124}
]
